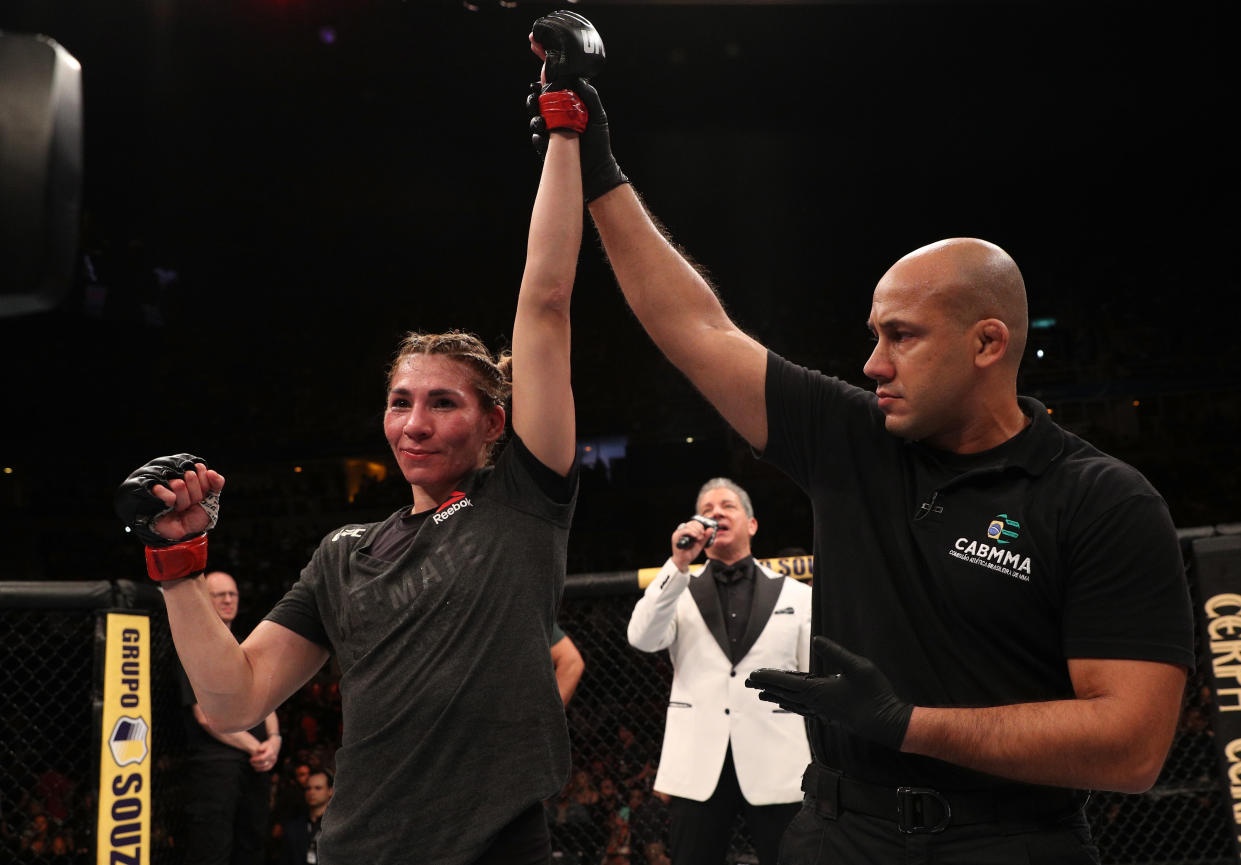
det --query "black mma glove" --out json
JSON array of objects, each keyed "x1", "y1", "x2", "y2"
[
  {"x1": 533, "y1": 9, "x2": 606, "y2": 88},
  {"x1": 745, "y1": 635, "x2": 914, "y2": 751},
  {"x1": 115, "y1": 453, "x2": 220, "y2": 581},
  {"x1": 528, "y1": 10, "x2": 628, "y2": 202}
]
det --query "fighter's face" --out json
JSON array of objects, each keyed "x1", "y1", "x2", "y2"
[{"x1": 384, "y1": 355, "x2": 505, "y2": 506}]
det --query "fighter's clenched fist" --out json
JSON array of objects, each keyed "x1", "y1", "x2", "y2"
[
  {"x1": 115, "y1": 453, "x2": 225, "y2": 580},
  {"x1": 527, "y1": 11, "x2": 628, "y2": 202},
  {"x1": 531, "y1": 9, "x2": 606, "y2": 88}
]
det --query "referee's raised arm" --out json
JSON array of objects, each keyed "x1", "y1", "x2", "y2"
[{"x1": 589, "y1": 182, "x2": 770, "y2": 451}]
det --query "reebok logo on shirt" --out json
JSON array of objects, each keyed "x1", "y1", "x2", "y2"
[{"x1": 432, "y1": 491, "x2": 473, "y2": 524}]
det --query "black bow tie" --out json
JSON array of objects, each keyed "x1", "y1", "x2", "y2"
[{"x1": 714, "y1": 561, "x2": 748, "y2": 582}]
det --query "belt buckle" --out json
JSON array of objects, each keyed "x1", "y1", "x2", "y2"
[{"x1": 896, "y1": 786, "x2": 951, "y2": 834}]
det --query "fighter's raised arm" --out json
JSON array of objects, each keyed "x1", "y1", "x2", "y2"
[
  {"x1": 511, "y1": 16, "x2": 591, "y2": 477},
  {"x1": 530, "y1": 12, "x2": 770, "y2": 450}
]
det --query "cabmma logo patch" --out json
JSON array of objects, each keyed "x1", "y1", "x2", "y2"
[
  {"x1": 108, "y1": 716, "x2": 149, "y2": 767},
  {"x1": 948, "y1": 513, "x2": 1034, "y2": 582}
]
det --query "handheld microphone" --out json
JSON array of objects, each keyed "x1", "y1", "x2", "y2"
[{"x1": 675, "y1": 515, "x2": 718, "y2": 549}]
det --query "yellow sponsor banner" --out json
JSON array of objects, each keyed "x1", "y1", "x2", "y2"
[
  {"x1": 636, "y1": 554, "x2": 814, "y2": 589},
  {"x1": 96, "y1": 612, "x2": 151, "y2": 865}
]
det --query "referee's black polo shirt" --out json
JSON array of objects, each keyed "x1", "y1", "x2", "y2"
[{"x1": 762, "y1": 351, "x2": 1194, "y2": 792}]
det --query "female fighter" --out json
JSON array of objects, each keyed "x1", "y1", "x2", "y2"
[{"x1": 114, "y1": 51, "x2": 594, "y2": 865}]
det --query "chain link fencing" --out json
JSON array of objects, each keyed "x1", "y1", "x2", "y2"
[
  {"x1": 0, "y1": 582, "x2": 188, "y2": 865},
  {"x1": 1, "y1": 604, "x2": 97, "y2": 862}
]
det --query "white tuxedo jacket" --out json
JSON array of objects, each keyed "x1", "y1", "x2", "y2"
[{"x1": 628, "y1": 558, "x2": 813, "y2": 804}]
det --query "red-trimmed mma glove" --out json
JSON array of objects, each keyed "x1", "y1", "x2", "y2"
[
  {"x1": 527, "y1": 83, "x2": 589, "y2": 159},
  {"x1": 528, "y1": 10, "x2": 628, "y2": 201},
  {"x1": 114, "y1": 453, "x2": 220, "y2": 582}
]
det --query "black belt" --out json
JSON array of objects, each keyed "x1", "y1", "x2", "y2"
[{"x1": 801, "y1": 762, "x2": 1088, "y2": 835}]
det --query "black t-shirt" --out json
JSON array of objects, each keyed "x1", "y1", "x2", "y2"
[
  {"x1": 265, "y1": 435, "x2": 577, "y2": 865},
  {"x1": 762, "y1": 351, "x2": 1194, "y2": 791}
]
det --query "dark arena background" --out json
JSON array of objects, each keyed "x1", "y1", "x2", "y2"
[{"x1": 0, "y1": 1, "x2": 1235, "y2": 864}]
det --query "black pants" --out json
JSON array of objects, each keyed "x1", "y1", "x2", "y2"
[
  {"x1": 472, "y1": 801, "x2": 552, "y2": 865},
  {"x1": 668, "y1": 746, "x2": 800, "y2": 865},
  {"x1": 778, "y1": 798, "x2": 1100, "y2": 865},
  {"x1": 181, "y1": 758, "x2": 270, "y2": 865}
]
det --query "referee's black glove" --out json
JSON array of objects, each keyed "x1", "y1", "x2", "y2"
[{"x1": 746, "y1": 636, "x2": 913, "y2": 751}]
